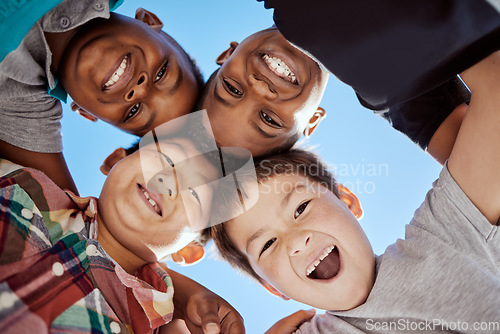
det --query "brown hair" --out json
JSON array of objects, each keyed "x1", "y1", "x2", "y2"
[{"x1": 209, "y1": 149, "x2": 339, "y2": 283}]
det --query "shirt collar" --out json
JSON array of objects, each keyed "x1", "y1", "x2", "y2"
[
  {"x1": 82, "y1": 195, "x2": 175, "y2": 329},
  {"x1": 114, "y1": 262, "x2": 174, "y2": 329}
]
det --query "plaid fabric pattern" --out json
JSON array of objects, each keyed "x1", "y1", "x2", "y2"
[{"x1": 0, "y1": 161, "x2": 174, "y2": 333}]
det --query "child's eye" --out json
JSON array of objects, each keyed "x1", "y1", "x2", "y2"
[
  {"x1": 160, "y1": 153, "x2": 174, "y2": 167},
  {"x1": 189, "y1": 187, "x2": 200, "y2": 204},
  {"x1": 155, "y1": 60, "x2": 169, "y2": 82},
  {"x1": 124, "y1": 103, "x2": 140, "y2": 122},
  {"x1": 223, "y1": 78, "x2": 242, "y2": 96},
  {"x1": 260, "y1": 238, "x2": 276, "y2": 257},
  {"x1": 260, "y1": 110, "x2": 282, "y2": 128},
  {"x1": 294, "y1": 200, "x2": 311, "y2": 219}
]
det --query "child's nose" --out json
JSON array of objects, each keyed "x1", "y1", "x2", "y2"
[
  {"x1": 287, "y1": 232, "x2": 311, "y2": 256},
  {"x1": 248, "y1": 74, "x2": 278, "y2": 101},
  {"x1": 147, "y1": 171, "x2": 178, "y2": 200},
  {"x1": 125, "y1": 73, "x2": 149, "y2": 102}
]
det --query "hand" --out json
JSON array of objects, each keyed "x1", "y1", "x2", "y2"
[
  {"x1": 164, "y1": 267, "x2": 244, "y2": 333},
  {"x1": 265, "y1": 309, "x2": 316, "y2": 334},
  {"x1": 183, "y1": 290, "x2": 245, "y2": 334}
]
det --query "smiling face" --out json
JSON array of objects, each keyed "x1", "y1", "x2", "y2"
[
  {"x1": 225, "y1": 174, "x2": 375, "y2": 310},
  {"x1": 201, "y1": 28, "x2": 329, "y2": 156},
  {"x1": 98, "y1": 137, "x2": 219, "y2": 265},
  {"x1": 59, "y1": 11, "x2": 199, "y2": 136}
]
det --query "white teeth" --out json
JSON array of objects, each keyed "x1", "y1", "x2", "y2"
[
  {"x1": 104, "y1": 56, "x2": 128, "y2": 88},
  {"x1": 306, "y1": 245, "x2": 335, "y2": 276},
  {"x1": 141, "y1": 187, "x2": 160, "y2": 214},
  {"x1": 262, "y1": 54, "x2": 297, "y2": 83}
]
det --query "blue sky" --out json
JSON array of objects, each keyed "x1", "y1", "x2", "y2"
[{"x1": 61, "y1": 1, "x2": 443, "y2": 332}]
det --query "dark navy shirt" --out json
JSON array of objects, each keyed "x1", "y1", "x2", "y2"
[{"x1": 261, "y1": 0, "x2": 500, "y2": 148}]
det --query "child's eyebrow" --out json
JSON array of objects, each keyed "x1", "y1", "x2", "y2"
[
  {"x1": 168, "y1": 66, "x2": 183, "y2": 96},
  {"x1": 213, "y1": 82, "x2": 232, "y2": 107},
  {"x1": 281, "y1": 183, "x2": 305, "y2": 210},
  {"x1": 250, "y1": 119, "x2": 277, "y2": 139},
  {"x1": 246, "y1": 227, "x2": 266, "y2": 254}
]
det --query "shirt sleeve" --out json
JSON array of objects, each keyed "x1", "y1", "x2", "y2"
[
  {"x1": 0, "y1": 98, "x2": 63, "y2": 153},
  {"x1": 410, "y1": 165, "x2": 497, "y2": 258},
  {"x1": 296, "y1": 313, "x2": 367, "y2": 334},
  {"x1": 370, "y1": 76, "x2": 470, "y2": 150},
  {"x1": 0, "y1": 19, "x2": 64, "y2": 154}
]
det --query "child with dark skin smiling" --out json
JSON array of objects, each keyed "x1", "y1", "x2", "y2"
[
  {"x1": 200, "y1": 27, "x2": 329, "y2": 158},
  {"x1": 201, "y1": 5, "x2": 500, "y2": 167},
  {"x1": 209, "y1": 52, "x2": 500, "y2": 333},
  {"x1": 200, "y1": 26, "x2": 472, "y2": 164},
  {"x1": 0, "y1": 0, "x2": 202, "y2": 194}
]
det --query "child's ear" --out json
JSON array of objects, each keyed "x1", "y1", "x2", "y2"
[
  {"x1": 170, "y1": 241, "x2": 205, "y2": 266},
  {"x1": 70, "y1": 102, "x2": 98, "y2": 122},
  {"x1": 135, "y1": 8, "x2": 163, "y2": 32},
  {"x1": 303, "y1": 107, "x2": 326, "y2": 138},
  {"x1": 338, "y1": 184, "x2": 363, "y2": 219},
  {"x1": 261, "y1": 281, "x2": 289, "y2": 300},
  {"x1": 216, "y1": 42, "x2": 239, "y2": 65},
  {"x1": 100, "y1": 148, "x2": 127, "y2": 176}
]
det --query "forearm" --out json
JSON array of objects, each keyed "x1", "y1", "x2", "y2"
[{"x1": 0, "y1": 139, "x2": 78, "y2": 194}]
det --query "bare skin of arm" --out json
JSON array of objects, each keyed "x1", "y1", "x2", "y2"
[
  {"x1": 0, "y1": 139, "x2": 78, "y2": 194},
  {"x1": 427, "y1": 103, "x2": 468, "y2": 165},
  {"x1": 448, "y1": 51, "x2": 500, "y2": 225}
]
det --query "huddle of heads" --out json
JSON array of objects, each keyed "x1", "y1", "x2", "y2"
[{"x1": 79, "y1": 9, "x2": 375, "y2": 311}]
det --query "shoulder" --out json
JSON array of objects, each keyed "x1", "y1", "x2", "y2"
[{"x1": 410, "y1": 165, "x2": 493, "y2": 243}]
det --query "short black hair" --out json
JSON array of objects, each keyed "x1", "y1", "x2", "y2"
[
  {"x1": 183, "y1": 50, "x2": 205, "y2": 104},
  {"x1": 159, "y1": 30, "x2": 205, "y2": 106},
  {"x1": 196, "y1": 68, "x2": 219, "y2": 111}
]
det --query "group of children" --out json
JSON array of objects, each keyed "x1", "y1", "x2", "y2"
[{"x1": 1, "y1": 0, "x2": 500, "y2": 332}]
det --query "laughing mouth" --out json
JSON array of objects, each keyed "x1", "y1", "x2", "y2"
[
  {"x1": 104, "y1": 55, "x2": 128, "y2": 89},
  {"x1": 139, "y1": 184, "x2": 162, "y2": 216},
  {"x1": 306, "y1": 245, "x2": 341, "y2": 280},
  {"x1": 262, "y1": 54, "x2": 297, "y2": 84}
]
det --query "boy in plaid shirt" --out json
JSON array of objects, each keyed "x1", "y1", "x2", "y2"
[{"x1": 0, "y1": 113, "x2": 248, "y2": 333}]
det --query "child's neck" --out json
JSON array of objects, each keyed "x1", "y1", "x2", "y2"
[
  {"x1": 44, "y1": 28, "x2": 81, "y2": 76},
  {"x1": 96, "y1": 213, "x2": 147, "y2": 275}
]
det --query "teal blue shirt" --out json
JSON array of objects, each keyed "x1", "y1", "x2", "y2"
[{"x1": 0, "y1": 0, "x2": 124, "y2": 101}]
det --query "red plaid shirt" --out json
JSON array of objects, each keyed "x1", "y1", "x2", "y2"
[{"x1": 0, "y1": 161, "x2": 174, "y2": 333}]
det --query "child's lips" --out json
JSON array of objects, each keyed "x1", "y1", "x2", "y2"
[
  {"x1": 101, "y1": 53, "x2": 133, "y2": 93},
  {"x1": 138, "y1": 184, "x2": 163, "y2": 216}
]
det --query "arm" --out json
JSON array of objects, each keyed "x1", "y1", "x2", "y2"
[
  {"x1": 162, "y1": 266, "x2": 245, "y2": 333},
  {"x1": 448, "y1": 51, "x2": 500, "y2": 224},
  {"x1": 427, "y1": 103, "x2": 467, "y2": 165},
  {"x1": 0, "y1": 139, "x2": 78, "y2": 194}
]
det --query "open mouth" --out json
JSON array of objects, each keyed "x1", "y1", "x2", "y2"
[
  {"x1": 103, "y1": 54, "x2": 129, "y2": 90},
  {"x1": 262, "y1": 54, "x2": 297, "y2": 84},
  {"x1": 306, "y1": 245, "x2": 341, "y2": 280},
  {"x1": 138, "y1": 184, "x2": 162, "y2": 216}
]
